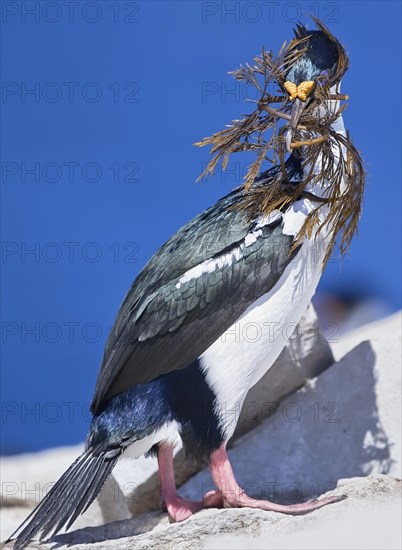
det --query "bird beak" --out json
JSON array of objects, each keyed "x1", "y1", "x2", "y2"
[{"x1": 285, "y1": 98, "x2": 307, "y2": 152}]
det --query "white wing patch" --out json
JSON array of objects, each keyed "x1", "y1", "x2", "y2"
[
  {"x1": 254, "y1": 209, "x2": 282, "y2": 228},
  {"x1": 175, "y1": 210, "x2": 284, "y2": 289},
  {"x1": 176, "y1": 246, "x2": 242, "y2": 288},
  {"x1": 244, "y1": 230, "x2": 262, "y2": 247}
]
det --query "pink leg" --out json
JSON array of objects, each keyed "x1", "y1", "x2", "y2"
[
  {"x1": 209, "y1": 445, "x2": 346, "y2": 514},
  {"x1": 157, "y1": 444, "x2": 222, "y2": 521}
]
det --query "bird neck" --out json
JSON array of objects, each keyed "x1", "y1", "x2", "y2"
[{"x1": 303, "y1": 81, "x2": 347, "y2": 198}]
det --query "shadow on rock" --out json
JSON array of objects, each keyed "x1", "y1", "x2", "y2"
[{"x1": 50, "y1": 512, "x2": 165, "y2": 548}]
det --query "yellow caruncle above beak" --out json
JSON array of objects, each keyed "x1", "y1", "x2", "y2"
[{"x1": 284, "y1": 80, "x2": 315, "y2": 102}]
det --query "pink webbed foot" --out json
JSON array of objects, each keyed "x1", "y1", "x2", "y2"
[
  {"x1": 202, "y1": 489, "x2": 224, "y2": 508},
  {"x1": 221, "y1": 488, "x2": 345, "y2": 514},
  {"x1": 210, "y1": 445, "x2": 346, "y2": 515},
  {"x1": 157, "y1": 443, "x2": 345, "y2": 522},
  {"x1": 161, "y1": 495, "x2": 203, "y2": 522},
  {"x1": 161, "y1": 489, "x2": 223, "y2": 522},
  {"x1": 161, "y1": 489, "x2": 224, "y2": 522}
]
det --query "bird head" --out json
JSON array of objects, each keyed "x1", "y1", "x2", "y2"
[{"x1": 283, "y1": 20, "x2": 348, "y2": 150}]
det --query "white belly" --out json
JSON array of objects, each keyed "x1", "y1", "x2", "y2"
[{"x1": 199, "y1": 234, "x2": 328, "y2": 440}]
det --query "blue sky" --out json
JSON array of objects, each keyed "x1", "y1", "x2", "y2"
[{"x1": 1, "y1": 0, "x2": 401, "y2": 454}]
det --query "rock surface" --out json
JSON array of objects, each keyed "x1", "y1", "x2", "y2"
[
  {"x1": 2, "y1": 476, "x2": 401, "y2": 549},
  {"x1": 1, "y1": 311, "x2": 401, "y2": 549}
]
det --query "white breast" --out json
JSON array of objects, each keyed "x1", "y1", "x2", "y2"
[{"x1": 199, "y1": 229, "x2": 328, "y2": 440}]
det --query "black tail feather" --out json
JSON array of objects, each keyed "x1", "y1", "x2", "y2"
[
  {"x1": 7, "y1": 447, "x2": 121, "y2": 550},
  {"x1": 6, "y1": 452, "x2": 89, "y2": 545},
  {"x1": 40, "y1": 453, "x2": 100, "y2": 540},
  {"x1": 67, "y1": 455, "x2": 117, "y2": 530},
  {"x1": 38, "y1": 452, "x2": 94, "y2": 540}
]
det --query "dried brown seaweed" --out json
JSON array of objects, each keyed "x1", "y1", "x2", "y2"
[{"x1": 194, "y1": 18, "x2": 365, "y2": 266}]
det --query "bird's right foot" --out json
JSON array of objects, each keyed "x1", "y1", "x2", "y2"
[
  {"x1": 162, "y1": 489, "x2": 224, "y2": 521},
  {"x1": 161, "y1": 495, "x2": 203, "y2": 521}
]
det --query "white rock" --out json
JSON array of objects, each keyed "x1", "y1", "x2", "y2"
[
  {"x1": 10, "y1": 475, "x2": 400, "y2": 550},
  {"x1": 204, "y1": 476, "x2": 402, "y2": 550},
  {"x1": 331, "y1": 311, "x2": 402, "y2": 477}
]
